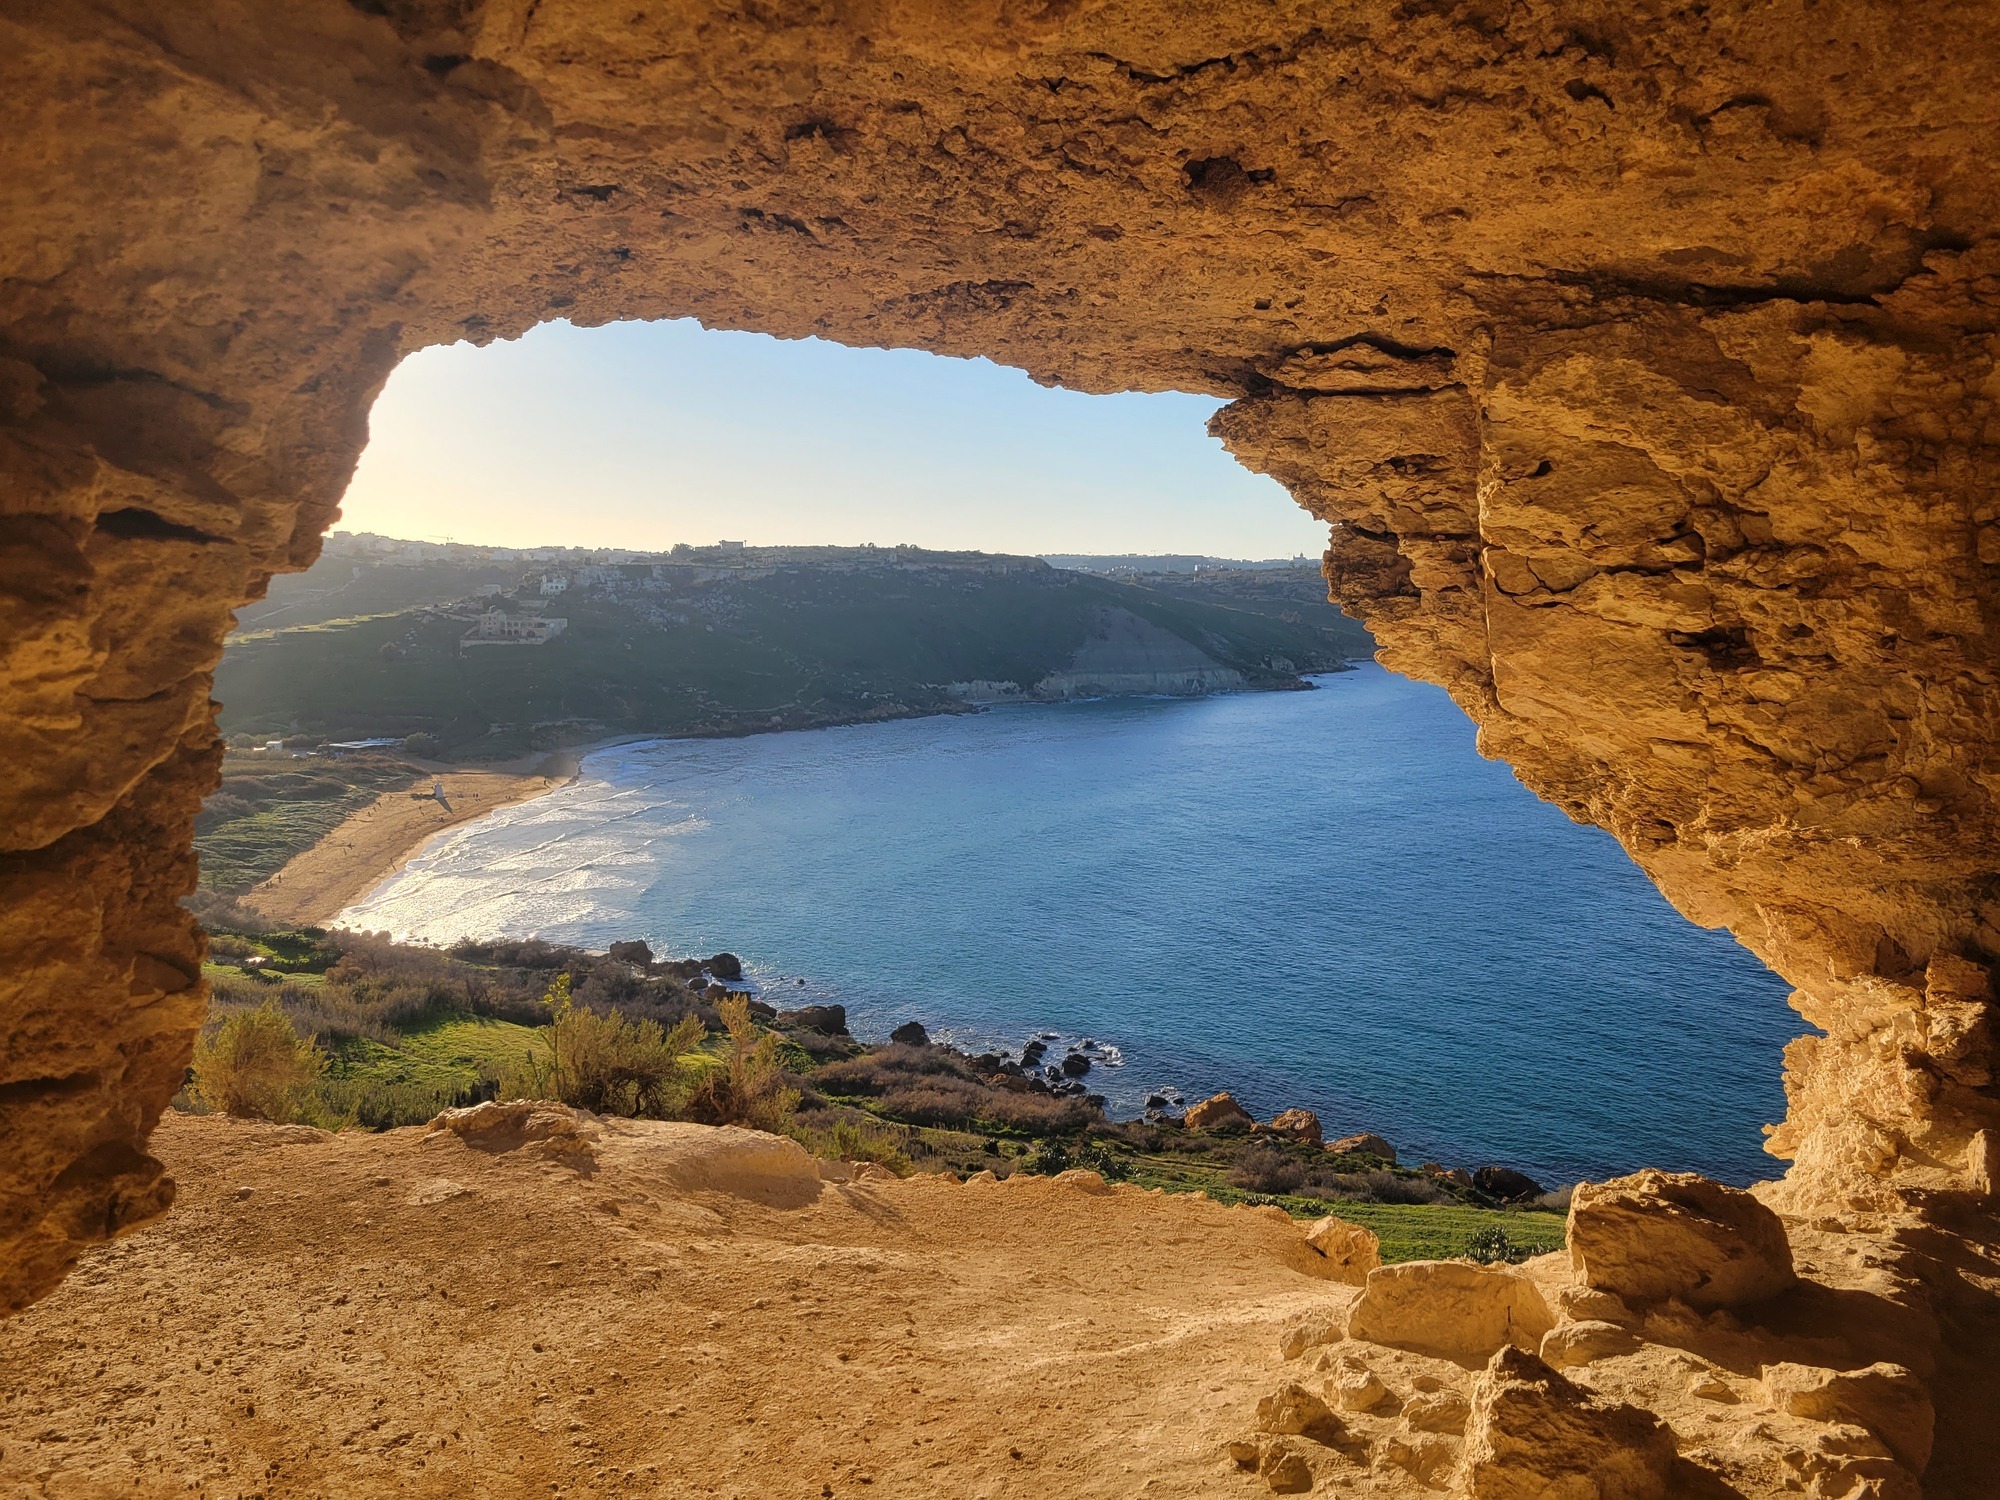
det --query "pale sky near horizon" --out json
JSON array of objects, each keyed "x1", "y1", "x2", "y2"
[{"x1": 337, "y1": 318, "x2": 1328, "y2": 557}]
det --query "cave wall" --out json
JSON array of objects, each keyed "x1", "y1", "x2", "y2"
[{"x1": 2, "y1": 0, "x2": 1995, "y2": 1332}]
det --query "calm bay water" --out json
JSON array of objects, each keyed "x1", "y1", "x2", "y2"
[{"x1": 339, "y1": 664, "x2": 1799, "y2": 1186}]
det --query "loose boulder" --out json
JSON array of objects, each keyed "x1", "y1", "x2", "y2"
[
  {"x1": 1328, "y1": 1133, "x2": 1396, "y2": 1162},
  {"x1": 1060, "y1": 1051, "x2": 1091, "y2": 1078},
  {"x1": 1472, "y1": 1165, "x2": 1543, "y2": 1201},
  {"x1": 889, "y1": 1021, "x2": 931, "y2": 1047},
  {"x1": 1255, "y1": 1382, "x2": 1340, "y2": 1442},
  {"x1": 1762, "y1": 1361, "x2": 1934, "y2": 1472},
  {"x1": 426, "y1": 1100, "x2": 601, "y2": 1168},
  {"x1": 1302, "y1": 1215, "x2": 1381, "y2": 1285},
  {"x1": 1538, "y1": 1320, "x2": 1642, "y2": 1370},
  {"x1": 1346, "y1": 1260, "x2": 1553, "y2": 1364},
  {"x1": 1455, "y1": 1345, "x2": 1677, "y2": 1499},
  {"x1": 1185, "y1": 1091, "x2": 1256, "y2": 1133},
  {"x1": 780, "y1": 1003, "x2": 849, "y2": 1036},
  {"x1": 705, "y1": 951, "x2": 744, "y2": 981},
  {"x1": 607, "y1": 939, "x2": 654, "y2": 967},
  {"x1": 1266, "y1": 1108, "x2": 1324, "y2": 1146},
  {"x1": 1568, "y1": 1169, "x2": 1795, "y2": 1309}
]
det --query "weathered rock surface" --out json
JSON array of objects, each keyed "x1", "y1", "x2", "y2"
[
  {"x1": 2, "y1": 1, "x2": 2000, "y2": 1489},
  {"x1": 1346, "y1": 1261, "x2": 1554, "y2": 1364},
  {"x1": 1538, "y1": 1319, "x2": 1642, "y2": 1370},
  {"x1": 1266, "y1": 1108, "x2": 1324, "y2": 1146},
  {"x1": 1328, "y1": 1133, "x2": 1397, "y2": 1162},
  {"x1": 1455, "y1": 1346, "x2": 1677, "y2": 1500},
  {"x1": 1762, "y1": 1361, "x2": 1935, "y2": 1473},
  {"x1": 1302, "y1": 1214, "x2": 1381, "y2": 1284},
  {"x1": 888, "y1": 1021, "x2": 931, "y2": 1047},
  {"x1": 1568, "y1": 1169, "x2": 1796, "y2": 1309},
  {"x1": 1185, "y1": 1092, "x2": 1256, "y2": 1133}
]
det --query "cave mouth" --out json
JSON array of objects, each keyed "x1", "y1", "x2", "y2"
[
  {"x1": 4, "y1": 0, "x2": 1995, "y2": 1486},
  {"x1": 187, "y1": 314, "x2": 1804, "y2": 1193}
]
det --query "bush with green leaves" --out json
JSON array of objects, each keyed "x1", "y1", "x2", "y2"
[
  {"x1": 188, "y1": 1000, "x2": 329, "y2": 1124},
  {"x1": 509, "y1": 974, "x2": 705, "y2": 1118}
]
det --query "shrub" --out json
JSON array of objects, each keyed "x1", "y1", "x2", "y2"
[
  {"x1": 685, "y1": 994, "x2": 799, "y2": 1133},
  {"x1": 1463, "y1": 1225, "x2": 1531, "y2": 1264},
  {"x1": 1018, "y1": 1138, "x2": 1071, "y2": 1175},
  {"x1": 788, "y1": 1116, "x2": 915, "y2": 1175},
  {"x1": 1301, "y1": 1167, "x2": 1451, "y2": 1205},
  {"x1": 188, "y1": 1001, "x2": 328, "y2": 1124},
  {"x1": 1228, "y1": 1144, "x2": 1306, "y2": 1195},
  {"x1": 511, "y1": 974, "x2": 704, "y2": 1118}
]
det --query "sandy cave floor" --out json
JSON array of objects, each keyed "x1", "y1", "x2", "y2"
[{"x1": 0, "y1": 1113, "x2": 1348, "y2": 1498}]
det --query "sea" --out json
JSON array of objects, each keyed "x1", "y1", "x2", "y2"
[{"x1": 336, "y1": 663, "x2": 1801, "y2": 1187}]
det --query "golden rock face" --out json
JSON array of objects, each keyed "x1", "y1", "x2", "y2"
[{"x1": 0, "y1": 1, "x2": 1995, "y2": 1481}]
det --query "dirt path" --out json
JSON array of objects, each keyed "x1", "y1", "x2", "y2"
[
  {"x1": 240, "y1": 771, "x2": 560, "y2": 926},
  {"x1": 0, "y1": 1113, "x2": 1348, "y2": 1498}
]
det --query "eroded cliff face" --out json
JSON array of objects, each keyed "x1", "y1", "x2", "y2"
[{"x1": 2, "y1": 0, "x2": 1996, "y2": 1486}]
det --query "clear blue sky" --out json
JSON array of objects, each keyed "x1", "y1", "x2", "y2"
[{"x1": 338, "y1": 318, "x2": 1327, "y2": 557}]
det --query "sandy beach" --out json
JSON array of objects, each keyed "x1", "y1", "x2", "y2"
[{"x1": 238, "y1": 770, "x2": 563, "y2": 926}]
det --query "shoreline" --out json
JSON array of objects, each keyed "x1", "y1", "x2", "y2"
[
  {"x1": 236, "y1": 734, "x2": 656, "y2": 927},
  {"x1": 241, "y1": 672, "x2": 1372, "y2": 930}
]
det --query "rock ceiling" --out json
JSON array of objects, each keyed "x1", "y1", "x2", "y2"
[{"x1": 1, "y1": 1, "x2": 1996, "y2": 1490}]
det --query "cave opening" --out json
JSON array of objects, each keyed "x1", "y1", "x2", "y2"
[{"x1": 191, "y1": 315, "x2": 1804, "y2": 1192}]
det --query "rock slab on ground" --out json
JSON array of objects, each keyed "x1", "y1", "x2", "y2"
[{"x1": 1568, "y1": 1169, "x2": 1795, "y2": 1309}]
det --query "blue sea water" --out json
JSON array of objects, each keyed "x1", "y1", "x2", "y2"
[{"x1": 338, "y1": 664, "x2": 1801, "y2": 1187}]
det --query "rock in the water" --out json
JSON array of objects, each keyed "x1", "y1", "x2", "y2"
[
  {"x1": 1328, "y1": 1133, "x2": 1396, "y2": 1162},
  {"x1": 780, "y1": 1004, "x2": 849, "y2": 1036},
  {"x1": 1346, "y1": 1260, "x2": 1553, "y2": 1363},
  {"x1": 1302, "y1": 1215, "x2": 1380, "y2": 1285},
  {"x1": 1538, "y1": 1320, "x2": 1642, "y2": 1369},
  {"x1": 607, "y1": 939, "x2": 654, "y2": 967},
  {"x1": 1456, "y1": 1345, "x2": 1677, "y2": 1499},
  {"x1": 1472, "y1": 1165, "x2": 1542, "y2": 1201},
  {"x1": 1762, "y1": 1361, "x2": 1934, "y2": 1472},
  {"x1": 1144, "y1": 1092, "x2": 1169, "y2": 1108},
  {"x1": 889, "y1": 1021, "x2": 931, "y2": 1047},
  {"x1": 705, "y1": 951, "x2": 744, "y2": 981},
  {"x1": 1255, "y1": 1382, "x2": 1340, "y2": 1441},
  {"x1": 1059, "y1": 1050, "x2": 1091, "y2": 1077},
  {"x1": 1020, "y1": 1039, "x2": 1047, "y2": 1064},
  {"x1": 1266, "y1": 1108, "x2": 1323, "y2": 1146},
  {"x1": 1185, "y1": 1091, "x2": 1255, "y2": 1133},
  {"x1": 1568, "y1": 1169, "x2": 1795, "y2": 1309}
]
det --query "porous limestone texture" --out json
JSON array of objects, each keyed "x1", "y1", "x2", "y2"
[{"x1": 2, "y1": 1, "x2": 1998, "y2": 1490}]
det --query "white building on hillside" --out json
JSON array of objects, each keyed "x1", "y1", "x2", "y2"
[
  {"x1": 538, "y1": 572, "x2": 570, "y2": 595},
  {"x1": 463, "y1": 605, "x2": 568, "y2": 649}
]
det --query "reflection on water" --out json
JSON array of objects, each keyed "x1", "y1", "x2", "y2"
[{"x1": 341, "y1": 664, "x2": 1798, "y2": 1186}]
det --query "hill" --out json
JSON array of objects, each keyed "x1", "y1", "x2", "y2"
[{"x1": 216, "y1": 541, "x2": 1370, "y2": 760}]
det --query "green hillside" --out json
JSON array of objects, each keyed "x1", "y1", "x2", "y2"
[{"x1": 216, "y1": 546, "x2": 1369, "y2": 760}]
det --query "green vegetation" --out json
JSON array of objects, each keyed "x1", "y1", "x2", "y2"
[
  {"x1": 194, "y1": 754, "x2": 422, "y2": 891},
  {"x1": 214, "y1": 548, "x2": 1365, "y2": 758},
  {"x1": 182, "y1": 906, "x2": 1562, "y2": 1262}
]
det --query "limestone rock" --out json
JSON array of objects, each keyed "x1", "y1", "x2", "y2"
[
  {"x1": 1455, "y1": 1346, "x2": 1677, "y2": 1500},
  {"x1": 1301, "y1": 1215, "x2": 1381, "y2": 1285},
  {"x1": 1266, "y1": 1108, "x2": 1323, "y2": 1147},
  {"x1": 1762, "y1": 1362, "x2": 1934, "y2": 1472},
  {"x1": 428, "y1": 1101, "x2": 602, "y2": 1167},
  {"x1": 1330, "y1": 1363, "x2": 1388, "y2": 1413},
  {"x1": 1184, "y1": 1092, "x2": 1255, "y2": 1133},
  {"x1": 1538, "y1": 1320, "x2": 1642, "y2": 1369},
  {"x1": 888, "y1": 1021, "x2": 930, "y2": 1047},
  {"x1": 1258, "y1": 1440, "x2": 1315, "y2": 1494},
  {"x1": 1328, "y1": 1133, "x2": 1396, "y2": 1163},
  {"x1": 1401, "y1": 1389, "x2": 1470, "y2": 1434},
  {"x1": 1378, "y1": 1432, "x2": 1458, "y2": 1490},
  {"x1": 1277, "y1": 1310, "x2": 1346, "y2": 1362},
  {"x1": 1346, "y1": 1261, "x2": 1553, "y2": 1363},
  {"x1": 1568, "y1": 1170, "x2": 1795, "y2": 1309},
  {"x1": 1255, "y1": 1382, "x2": 1340, "y2": 1442}
]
